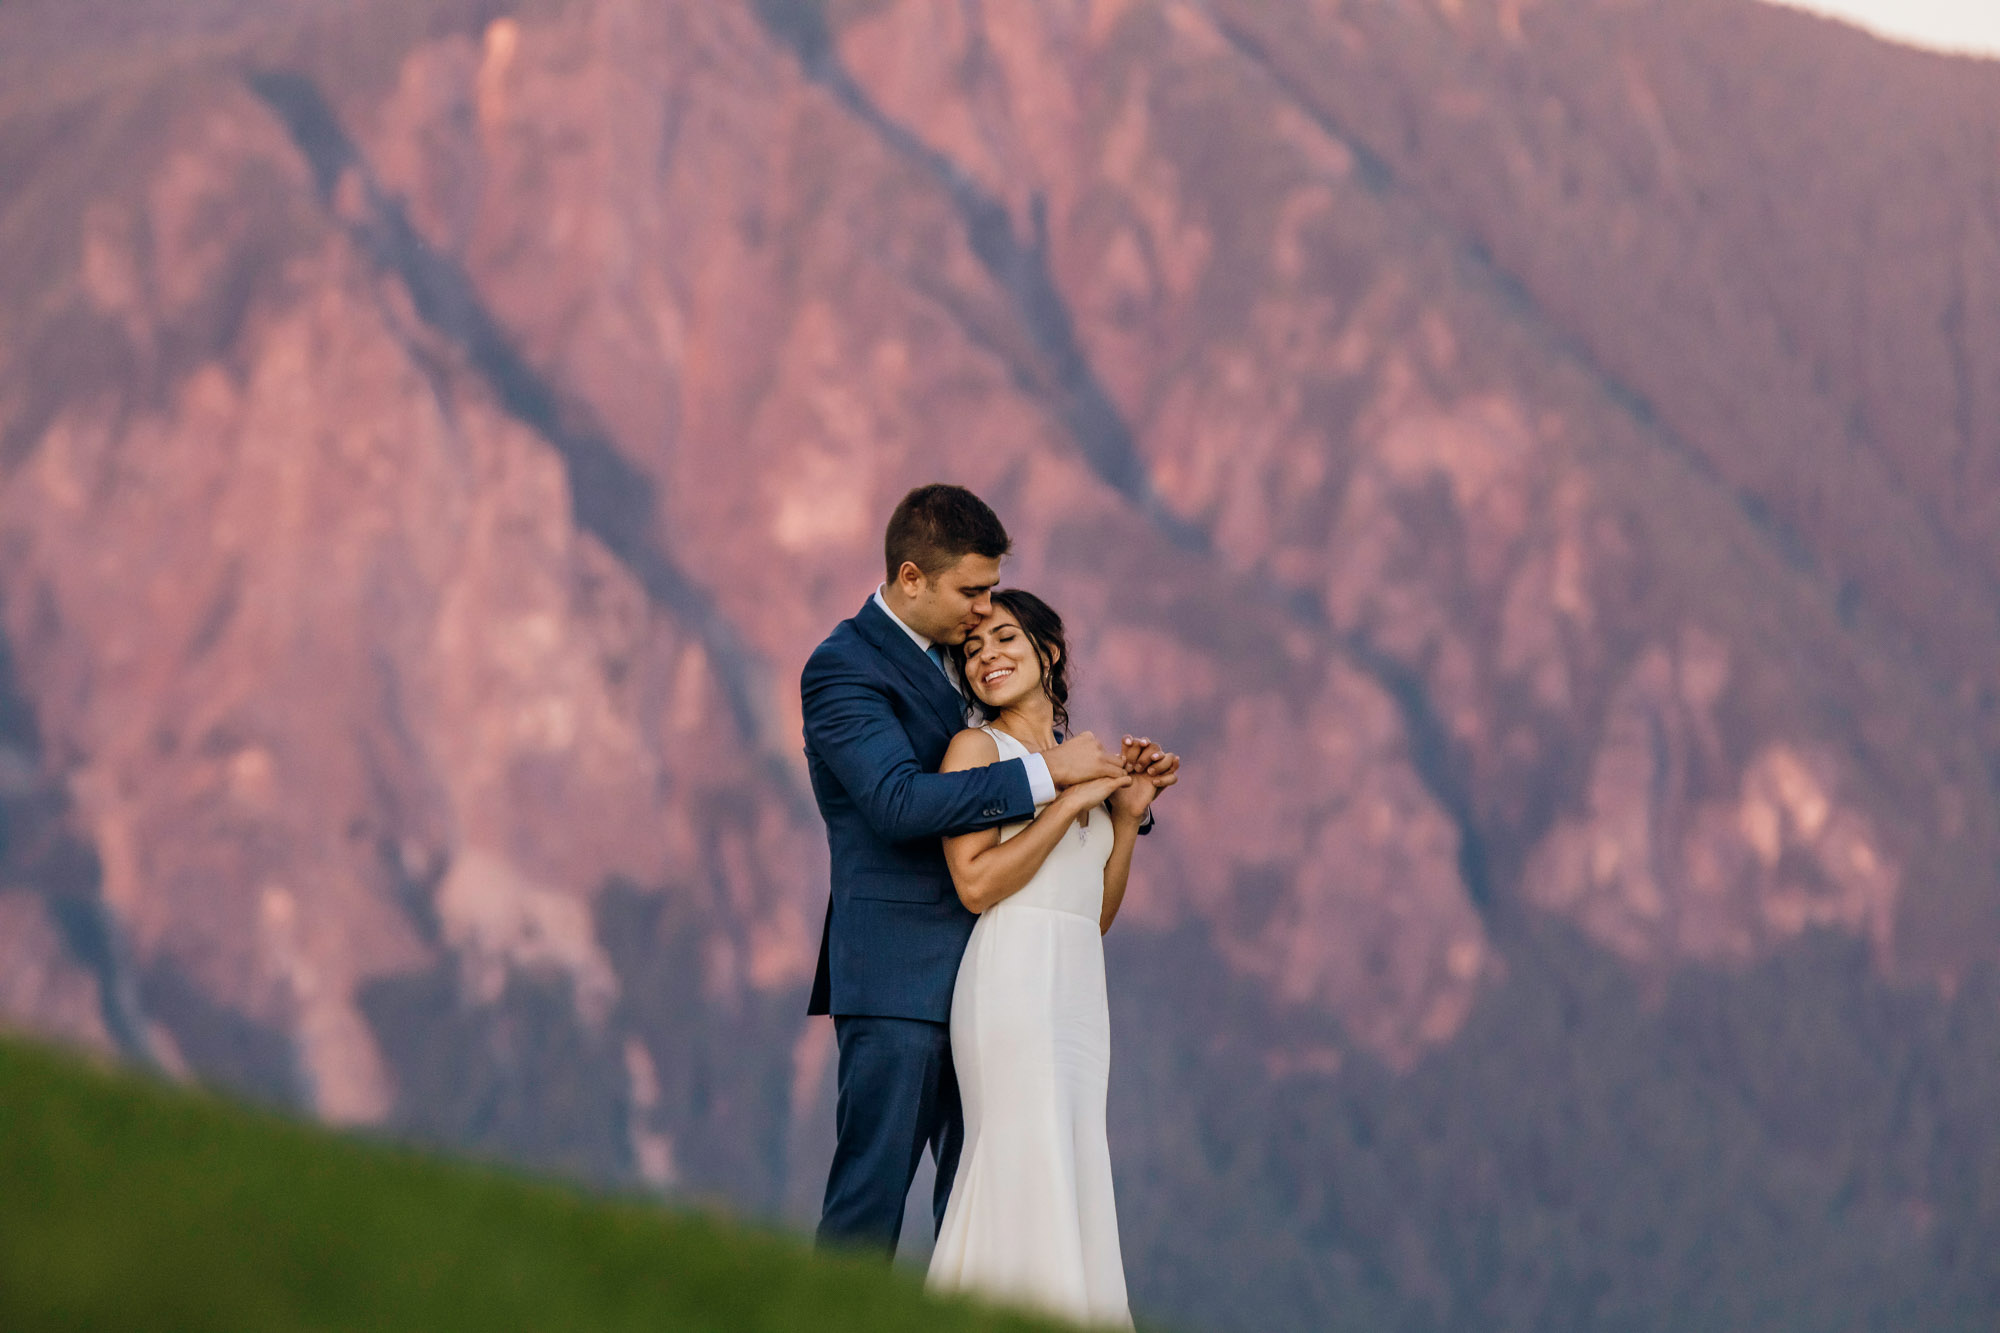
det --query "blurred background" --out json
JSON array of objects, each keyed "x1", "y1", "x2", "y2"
[{"x1": 3, "y1": 0, "x2": 1999, "y2": 1328}]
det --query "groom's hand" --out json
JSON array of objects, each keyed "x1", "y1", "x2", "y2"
[{"x1": 1045, "y1": 731, "x2": 1128, "y2": 788}]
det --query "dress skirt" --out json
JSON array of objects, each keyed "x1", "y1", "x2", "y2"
[{"x1": 926, "y1": 897, "x2": 1131, "y2": 1328}]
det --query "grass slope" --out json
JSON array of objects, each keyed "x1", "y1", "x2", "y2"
[{"x1": 0, "y1": 1036, "x2": 1070, "y2": 1332}]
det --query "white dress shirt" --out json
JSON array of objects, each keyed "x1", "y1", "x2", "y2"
[{"x1": 874, "y1": 585, "x2": 1057, "y2": 806}]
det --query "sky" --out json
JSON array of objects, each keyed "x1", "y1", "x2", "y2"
[{"x1": 1762, "y1": 0, "x2": 2000, "y2": 57}]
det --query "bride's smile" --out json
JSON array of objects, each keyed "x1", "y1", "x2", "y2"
[{"x1": 961, "y1": 610, "x2": 1051, "y2": 713}]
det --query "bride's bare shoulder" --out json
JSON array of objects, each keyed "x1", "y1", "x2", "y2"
[{"x1": 941, "y1": 726, "x2": 1000, "y2": 772}]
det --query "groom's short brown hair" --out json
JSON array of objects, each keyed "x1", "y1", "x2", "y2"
[{"x1": 884, "y1": 483, "x2": 1011, "y2": 581}]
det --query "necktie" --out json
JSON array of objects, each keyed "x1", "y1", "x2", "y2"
[{"x1": 927, "y1": 643, "x2": 959, "y2": 694}]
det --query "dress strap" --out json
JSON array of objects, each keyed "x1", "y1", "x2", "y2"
[{"x1": 980, "y1": 725, "x2": 1027, "y2": 761}]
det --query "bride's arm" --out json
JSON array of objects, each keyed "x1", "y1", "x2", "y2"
[
  {"x1": 1099, "y1": 821, "x2": 1137, "y2": 934},
  {"x1": 941, "y1": 729, "x2": 1130, "y2": 914},
  {"x1": 1100, "y1": 779, "x2": 1155, "y2": 933}
]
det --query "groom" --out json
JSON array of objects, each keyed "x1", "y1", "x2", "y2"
[{"x1": 803, "y1": 483, "x2": 1167, "y2": 1254}]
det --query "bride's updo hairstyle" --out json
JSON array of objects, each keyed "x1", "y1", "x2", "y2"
[{"x1": 975, "y1": 589, "x2": 1072, "y2": 733}]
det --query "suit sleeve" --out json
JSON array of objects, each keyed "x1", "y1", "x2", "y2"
[{"x1": 802, "y1": 648, "x2": 1039, "y2": 843}]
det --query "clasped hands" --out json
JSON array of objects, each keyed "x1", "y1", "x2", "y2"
[{"x1": 1041, "y1": 729, "x2": 1181, "y2": 825}]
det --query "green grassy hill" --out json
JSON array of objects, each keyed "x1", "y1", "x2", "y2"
[{"x1": 0, "y1": 1036, "x2": 1072, "y2": 1332}]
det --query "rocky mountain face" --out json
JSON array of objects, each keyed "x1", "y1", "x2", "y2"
[{"x1": 3, "y1": 0, "x2": 1999, "y2": 1327}]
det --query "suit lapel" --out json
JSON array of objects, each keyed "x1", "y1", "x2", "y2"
[{"x1": 855, "y1": 598, "x2": 966, "y2": 736}]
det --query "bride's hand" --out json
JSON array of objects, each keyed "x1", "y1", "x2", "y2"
[
  {"x1": 1108, "y1": 772, "x2": 1157, "y2": 823},
  {"x1": 1119, "y1": 735, "x2": 1180, "y2": 798},
  {"x1": 1063, "y1": 772, "x2": 1132, "y2": 815},
  {"x1": 1121, "y1": 736, "x2": 1179, "y2": 781}
]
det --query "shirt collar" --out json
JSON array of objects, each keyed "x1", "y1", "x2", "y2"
[{"x1": 873, "y1": 585, "x2": 935, "y2": 653}]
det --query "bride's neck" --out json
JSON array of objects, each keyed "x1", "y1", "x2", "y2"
[{"x1": 993, "y1": 694, "x2": 1058, "y2": 752}]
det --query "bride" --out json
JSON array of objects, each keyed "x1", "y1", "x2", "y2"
[{"x1": 924, "y1": 589, "x2": 1175, "y2": 1328}]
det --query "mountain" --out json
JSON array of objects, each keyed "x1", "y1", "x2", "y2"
[{"x1": 1, "y1": 0, "x2": 1998, "y2": 1327}]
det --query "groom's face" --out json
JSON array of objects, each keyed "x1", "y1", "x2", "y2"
[{"x1": 898, "y1": 553, "x2": 1003, "y2": 645}]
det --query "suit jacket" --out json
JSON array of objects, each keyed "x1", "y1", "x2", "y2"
[{"x1": 803, "y1": 597, "x2": 1041, "y2": 1021}]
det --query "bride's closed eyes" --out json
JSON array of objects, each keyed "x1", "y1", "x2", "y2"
[{"x1": 962, "y1": 626, "x2": 1021, "y2": 658}]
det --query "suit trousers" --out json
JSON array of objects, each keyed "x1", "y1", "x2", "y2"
[{"x1": 816, "y1": 1014, "x2": 964, "y2": 1255}]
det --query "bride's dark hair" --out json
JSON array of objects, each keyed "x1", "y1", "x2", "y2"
[{"x1": 969, "y1": 589, "x2": 1071, "y2": 734}]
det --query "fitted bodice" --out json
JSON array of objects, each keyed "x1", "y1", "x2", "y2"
[{"x1": 983, "y1": 727, "x2": 1112, "y2": 922}]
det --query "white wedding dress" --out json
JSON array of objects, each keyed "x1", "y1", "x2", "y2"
[{"x1": 926, "y1": 727, "x2": 1132, "y2": 1328}]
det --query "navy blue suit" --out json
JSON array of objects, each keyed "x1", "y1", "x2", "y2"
[{"x1": 803, "y1": 597, "x2": 1040, "y2": 1251}]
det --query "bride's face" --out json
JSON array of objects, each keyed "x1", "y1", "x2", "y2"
[{"x1": 961, "y1": 608, "x2": 1050, "y2": 711}]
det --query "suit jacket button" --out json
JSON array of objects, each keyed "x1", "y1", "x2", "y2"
[{"x1": 984, "y1": 807, "x2": 1000, "y2": 817}]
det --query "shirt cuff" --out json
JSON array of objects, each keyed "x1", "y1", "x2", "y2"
[{"x1": 1021, "y1": 753, "x2": 1057, "y2": 806}]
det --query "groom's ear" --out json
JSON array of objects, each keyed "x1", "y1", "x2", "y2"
[{"x1": 893, "y1": 560, "x2": 928, "y2": 595}]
